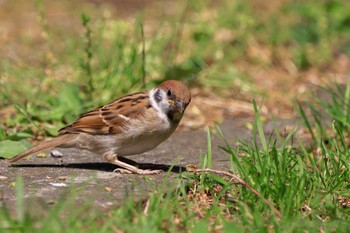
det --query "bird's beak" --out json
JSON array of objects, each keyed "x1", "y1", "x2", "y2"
[
  {"x1": 175, "y1": 101, "x2": 186, "y2": 114},
  {"x1": 168, "y1": 99, "x2": 186, "y2": 113}
]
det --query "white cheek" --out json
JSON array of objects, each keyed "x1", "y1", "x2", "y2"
[{"x1": 149, "y1": 89, "x2": 170, "y2": 122}]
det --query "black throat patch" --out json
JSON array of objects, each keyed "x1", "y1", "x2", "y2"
[{"x1": 154, "y1": 89, "x2": 162, "y2": 103}]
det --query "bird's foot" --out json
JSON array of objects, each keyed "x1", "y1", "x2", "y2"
[{"x1": 113, "y1": 168, "x2": 163, "y2": 175}]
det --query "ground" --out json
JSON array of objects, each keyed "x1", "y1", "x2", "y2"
[
  {"x1": 1, "y1": 117, "x2": 309, "y2": 214},
  {"x1": 0, "y1": 0, "x2": 349, "y2": 232}
]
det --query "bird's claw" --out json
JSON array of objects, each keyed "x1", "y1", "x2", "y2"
[{"x1": 112, "y1": 168, "x2": 163, "y2": 175}]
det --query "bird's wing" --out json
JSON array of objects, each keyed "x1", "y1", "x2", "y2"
[{"x1": 58, "y1": 91, "x2": 151, "y2": 135}]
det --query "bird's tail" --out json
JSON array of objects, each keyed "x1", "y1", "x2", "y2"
[{"x1": 8, "y1": 134, "x2": 77, "y2": 163}]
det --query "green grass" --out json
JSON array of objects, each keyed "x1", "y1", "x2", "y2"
[
  {"x1": 2, "y1": 0, "x2": 350, "y2": 146},
  {"x1": 1, "y1": 0, "x2": 350, "y2": 232},
  {"x1": 1, "y1": 81, "x2": 349, "y2": 232}
]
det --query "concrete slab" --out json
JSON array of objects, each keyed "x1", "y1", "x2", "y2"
[{"x1": 0, "y1": 117, "x2": 305, "y2": 214}]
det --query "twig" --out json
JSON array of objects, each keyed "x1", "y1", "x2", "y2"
[{"x1": 190, "y1": 168, "x2": 281, "y2": 219}]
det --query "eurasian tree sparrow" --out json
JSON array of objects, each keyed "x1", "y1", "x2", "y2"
[{"x1": 9, "y1": 80, "x2": 191, "y2": 175}]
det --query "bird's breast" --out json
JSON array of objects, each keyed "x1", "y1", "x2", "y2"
[{"x1": 115, "y1": 129, "x2": 174, "y2": 156}]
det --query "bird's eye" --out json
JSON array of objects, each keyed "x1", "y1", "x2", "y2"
[{"x1": 167, "y1": 90, "x2": 172, "y2": 96}]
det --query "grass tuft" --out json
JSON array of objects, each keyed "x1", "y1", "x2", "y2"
[{"x1": 1, "y1": 0, "x2": 349, "y2": 232}]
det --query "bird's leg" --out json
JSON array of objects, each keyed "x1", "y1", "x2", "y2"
[{"x1": 103, "y1": 152, "x2": 163, "y2": 175}]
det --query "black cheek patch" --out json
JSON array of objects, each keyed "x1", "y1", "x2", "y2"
[{"x1": 154, "y1": 89, "x2": 162, "y2": 103}]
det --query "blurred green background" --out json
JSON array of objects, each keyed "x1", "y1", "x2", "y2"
[{"x1": 1, "y1": 0, "x2": 349, "y2": 143}]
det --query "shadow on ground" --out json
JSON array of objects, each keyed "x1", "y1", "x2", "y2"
[
  {"x1": 0, "y1": 117, "x2": 307, "y2": 214},
  {"x1": 11, "y1": 160, "x2": 186, "y2": 173}
]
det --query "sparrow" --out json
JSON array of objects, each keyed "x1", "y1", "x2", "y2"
[{"x1": 8, "y1": 80, "x2": 191, "y2": 175}]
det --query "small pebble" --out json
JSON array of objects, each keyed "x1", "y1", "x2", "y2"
[
  {"x1": 57, "y1": 176, "x2": 67, "y2": 181},
  {"x1": 0, "y1": 176, "x2": 8, "y2": 181},
  {"x1": 50, "y1": 150, "x2": 63, "y2": 158},
  {"x1": 47, "y1": 200, "x2": 56, "y2": 205},
  {"x1": 49, "y1": 183, "x2": 67, "y2": 187}
]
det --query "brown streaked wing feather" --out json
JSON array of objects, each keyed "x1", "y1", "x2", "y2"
[{"x1": 59, "y1": 91, "x2": 150, "y2": 135}]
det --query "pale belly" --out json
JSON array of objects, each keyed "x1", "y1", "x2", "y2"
[
  {"x1": 73, "y1": 128, "x2": 175, "y2": 156},
  {"x1": 74, "y1": 115, "x2": 178, "y2": 156},
  {"x1": 116, "y1": 131, "x2": 173, "y2": 156}
]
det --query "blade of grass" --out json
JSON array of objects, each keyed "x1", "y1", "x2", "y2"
[
  {"x1": 15, "y1": 176, "x2": 24, "y2": 223},
  {"x1": 295, "y1": 101, "x2": 318, "y2": 144},
  {"x1": 206, "y1": 128, "x2": 212, "y2": 169},
  {"x1": 253, "y1": 100, "x2": 267, "y2": 152}
]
